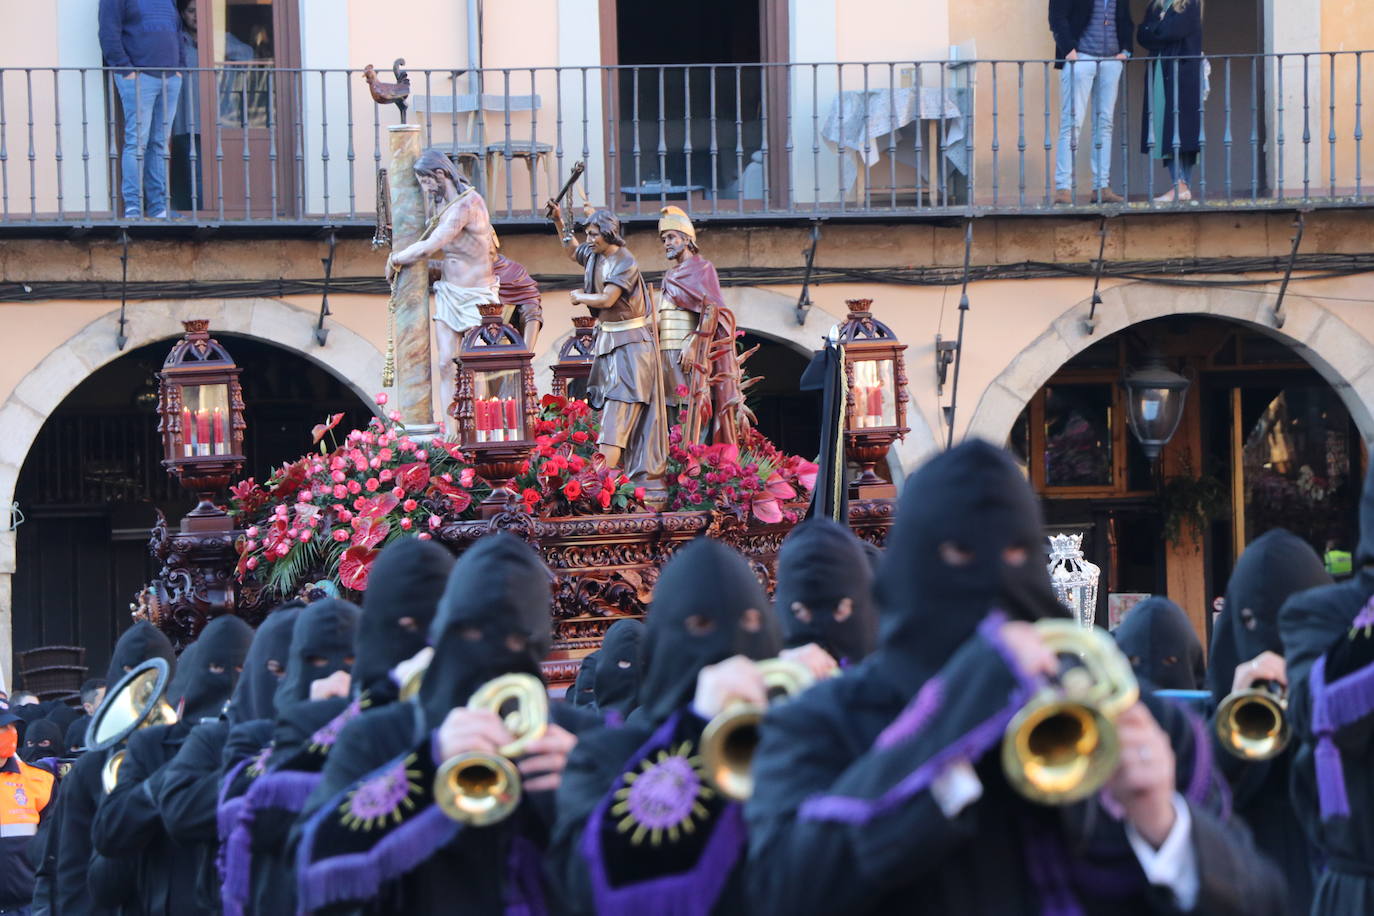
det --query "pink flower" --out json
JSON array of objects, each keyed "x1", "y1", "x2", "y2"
[
  {"x1": 388, "y1": 410, "x2": 403, "y2": 422},
  {"x1": 298, "y1": 489, "x2": 313, "y2": 502},
  {"x1": 347, "y1": 480, "x2": 362, "y2": 495},
  {"x1": 428, "y1": 515, "x2": 442, "y2": 530},
  {"x1": 331, "y1": 470, "x2": 346, "y2": 483},
  {"x1": 403, "y1": 499, "x2": 418, "y2": 512},
  {"x1": 339, "y1": 545, "x2": 379, "y2": 591},
  {"x1": 375, "y1": 392, "x2": 389, "y2": 406},
  {"x1": 332, "y1": 484, "x2": 348, "y2": 499},
  {"x1": 370, "y1": 457, "x2": 382, "y2": 470},
  {"x1": 244, "y1": 539, "x2": 257, "y2": 551},
  {"x1": 246, "y1": 526, "x2": 259, "y2": 538},
  {"x1": 365, "y1": 478, "x2": 379, "y2": 492},
  {"x1": 415, "y1": 449, "x2": 428, "y2": 461},
  {"x1": 399, "y1": 438, "x2": 416, "y2": 453},
  {"x1": 333, "y1": 529, "x2": 349, "y2": 542},
  {"x1": 299, "y1": 530, "x2": 313, "y2": 542},
  {"x1": 378, "y1": 448, "x2": 394, "y2": 463},
  {"x1": 246, "y1": 556, "x2": 259, "y2": 570},
  {"x1": 400, "y1": 518, "x2": 413, "y2": 530},
  {"x1": 417, "y1": 532, "x2": 432, "y2": 541},
  {"x1": 275, "y1": 542, "x2": 291, "y2": 557},
  {"x1": 459, "y1": 468, "x2": 475, "y2": 487},
  {"x1": 287, "y1": 528, "x2": 299, "y2": 539},
  {"x1": 392, "y1": 487, "x2": 406, "y2": 499},
  {"x1": 336, "y1": 509, "x2": 353, "y2": 523},
  {"x1": 379, "y1": 468, "x2": 395, "y2": 482}
]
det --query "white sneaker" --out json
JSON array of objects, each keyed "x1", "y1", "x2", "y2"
[{"x1": 1153, "y1": 181, "x2": 1192, "y2": 203}]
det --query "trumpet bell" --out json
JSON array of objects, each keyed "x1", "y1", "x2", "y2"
[
  {"x1": 1002, "y1": 699, "x2": 1119, "y2": 805},
  {"x1": 102, "y1": 749, "x2": 126, "y2": 795},
  {"x1": 86, "y1": 657, "x2": 177, "y2": 753},
  {"x1": 1002, "y1": 620, "x2": 1139, "y2": 806},
  {"x1": 432, "y1": 672, "x2": 548, "y2": 825},
  {"x1": 434, "y1": 752, "x2": 523, "y2": 826},
  {"x1": 700, "y1": 658, "x2": 817, "y2": 802},
  {"x1": 1215, "y1": 688, "x2": 1289, "y2": 760}
]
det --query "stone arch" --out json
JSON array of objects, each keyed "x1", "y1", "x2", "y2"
[
  {"x1": 965, "y1": 280, "x2": 1374, "y2": 447},
  {"x1": 0, "y1": 297, "x2": 384, "y2": 568}
]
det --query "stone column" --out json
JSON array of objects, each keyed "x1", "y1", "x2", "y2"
[{"x1": 387, "y1": 125, "x2": 436, "y2": 434}]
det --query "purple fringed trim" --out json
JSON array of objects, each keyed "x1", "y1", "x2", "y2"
[
  {"x1": 217, "y1": 754, "x2": 256, "y2": 916},
  {"x1": 503, "y1": 833, "x2": 549, "y2": 916},
  {"x1": 1022, "y1": 823, "x2": 1087, "y2": 916},
  {"x1": 246, "y1": 769, "x2": 322, "y2": 815},
  {"x1": 297, "y1": 804, "x2": 460, "y2": 913},
  {"x1": 875, "y1": 677, "x2": 943, "y2": 750},
  {"x1": 581, "y1": 712, "x2": 748, "y2": 916},
  {"x1": 978, "y1": 611, "x2": 1043, "y2": 695},
  {"x1": 1307, "y1": 652, "x2": 1374, "y2": 820}
]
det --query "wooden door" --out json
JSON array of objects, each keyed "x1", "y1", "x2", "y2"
[{"x1": 195, "y1": 0, "x2": 299, "y2": 218}]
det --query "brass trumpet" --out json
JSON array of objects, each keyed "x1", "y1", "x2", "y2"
[
  {"x1": 1002, "y1": 620, "x2": 1139, "y2": 806},
  {"x1": 1215, "y1": 683, "x2": 1289, "y2": 761},
  {"x1": 433, "y1": 673, "x2": 548, "y2": 826},
  {"x1": 700, "y1": 658, "x2": 817, "y2": 802},
  {"x1": 101, "y1": 750, "x2": 126, "y2": 795}
]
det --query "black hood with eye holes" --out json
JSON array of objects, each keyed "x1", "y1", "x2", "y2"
[
  {"x1": 592, "y1": 619, "x2": 645, "y2": 717},
  {"x1": 1210, "y1": 528, "x2": 1331, "y2": 703},
  {"x1": 274, "y1": 598, "x2": 362, "y2": 710},
  {"x1": 636, "y1": 537, "x2": 781, "y2": 724},
  {"x1": 105, "y1": 620, "x2": 177, "y2": 684},
  {"x1": 1113, "y1": 596, "x2": 1205, "y2": 691},
  {"x1": 873, "y1": 440, "x2": 1065, "y2": 697},
  {"x1": 228, "y1": 601, "x2": 303, "y2": 725},
  {"x1": 175, "y1": 615, "x2": 254, "y2": 722},
  {"x1": 570, "y1": 651, "x2": 600, "y2": 708},
  {"x1": 773, "y1": 518, "x2": 878, "y2": 666},
  {"x1": 418, "y1": 533, "x2": 553, "y2": 731},
  {"x1": 354, "y1": 538, "x2": 455, "y2": 696}
]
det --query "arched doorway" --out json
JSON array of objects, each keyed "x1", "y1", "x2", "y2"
[
  {"x1": 1005, "y1": 315, "x2": 1365, "y2": 640},
  {"x1": 739, "y1": 331, "x2": 819, "y2": 459},
  {"x1": 11, "y1": 334, "x2": 374, "y2": 681}
]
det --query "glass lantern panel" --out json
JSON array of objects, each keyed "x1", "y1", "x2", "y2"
[
  {"x1": 1044, "y1": 384, "x2": 1113, "y2": 487},
  {"x1": 180, "y1": 383, "x2": 232, "y2": 458},
  {"x1": 473, "y1": 369, "x2": 524, "y2": 443},
  {"x1": 849, "y1": 358, "x2": 896, "y2": 429}
]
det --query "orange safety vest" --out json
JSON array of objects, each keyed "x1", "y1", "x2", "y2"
[{"x1": 0, "y1": 758, "x2": 53, "y2": 837}]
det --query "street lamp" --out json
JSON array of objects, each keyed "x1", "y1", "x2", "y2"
[
  {"x1": 1047, "y1": 532, "x2": 1101, "y2": 629},
  {"x1": 452, "y1": 302, "x2": 538, "y2": 516},
  {"x1": 1122, "y1": 351, "x2": 1190, "y2": 462},
  {"x1": 156, "y1": 320, "x2": 246, "y2": 529},
  {"x1": 834, "y1": 299, "x2": 909, "y2": 499},
  {"x1": 550, "y1": 315, "x2": 596, "y2": 400}
]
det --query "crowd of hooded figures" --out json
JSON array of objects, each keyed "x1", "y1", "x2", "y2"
[{"x1": 18, "y1": 438, "x2": 1374, "y2": 915}]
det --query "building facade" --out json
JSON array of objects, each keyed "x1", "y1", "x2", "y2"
[{"x1": 2, "y1": 0, "x2": 1373, "y2": 677}]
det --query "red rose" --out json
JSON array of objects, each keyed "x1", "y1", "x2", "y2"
[
  {"x1": 598, "y1": 489, "x2": 612, "y2": 509},
  {"x1": 522, "y1": 488, "x2": 542, "y2": 506},
  {"x1": 633, "y1": 487, "x2": 646, "y2": 501},
  {"x1": 563, "y1": 479, "x2": 582, "y2": 501},
  {"x1": 571, "y1": 430, "x2": 589, "y2": 444},
  {"x1": 402, "y1": 498, "x2": 418, "y2": 512}
]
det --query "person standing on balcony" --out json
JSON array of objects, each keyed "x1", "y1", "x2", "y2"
[
  {"x1": 1138, "y1": 0, "x2": 1204, "y2": 203},
  {"x1": 169, "y1": 0, "x2": 202, "y2": 213},
  {"x1": 98, "y1": 0, "x2": 184, "y2": 220},
  {"x1": 1049, "y1": 0, "x2": 1133, "y2": 204}
]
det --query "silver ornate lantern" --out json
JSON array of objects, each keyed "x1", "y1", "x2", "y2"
[{"x1": 1047, "y1": 532, "x2": 1101, "y2": 629}]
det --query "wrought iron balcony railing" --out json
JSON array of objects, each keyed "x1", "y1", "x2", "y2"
[{"x1": 2, "y1": 54, "x2": 1371, "y2": 229}]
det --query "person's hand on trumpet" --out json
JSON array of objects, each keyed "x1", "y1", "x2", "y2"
[{"x1": 1232, "y1": 650, "x2": 1286, "y2": 694}]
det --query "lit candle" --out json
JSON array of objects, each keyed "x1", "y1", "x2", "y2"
[
  {"x1": 182, "y1": 406, "x2": 194, "y2": 457},
  {"x1": 504, "y1": 398, "x2": 518, "y2": 439},
  {"x1": 867, "y1": 386, "x2": 883, "y2": 426},
  {"x1": 196, "y1": 409, "x2": 212, "y2": 456},
  {"x1": 212, "y1": 407, "x2": 224, "y2": 454},
  {"x1": 477, "y1": 398, "x2": 491, "y2": 443}
]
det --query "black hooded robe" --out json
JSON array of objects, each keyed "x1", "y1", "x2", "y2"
[
  {"x1": 292, "y1": 533, "x2": 591, "y2": 915},
  {"x1": 90, "y1": 615, "x2": 252, "y2": 916},
  {"x1": 591, "y1": 620, "x2": 645, "y2": 721},
  {"x1": 549, "y1": 536, "x2": 783, "y2": 916},
  {"x1": 569, "y1": 652, "x2": 600, "y2": 709},
  {"x1": 1206, "y1": 529, "x2": 1331, "y2": 914},
  {"x1": 773, "y1": 517, "x2": 879, "y2": 668},
  {"x1": 1280, "y1": 463, "x2": 1374, "y2": 915},
  {"x1": 744, "y1": 441, "x2": 1286, "y2": 916},
  {"x1": 214, "y1": 598, "x2": 360, "y2": 916},
  {"x1": 52, "y1": 621, "x2": 176, "y2": 916},
  {"x1": 1114, "y1": 596, "x2": 1206, "y2": 692},
  {"x1": 160, "y1": 604, "x2": 303, "y2": 913}
]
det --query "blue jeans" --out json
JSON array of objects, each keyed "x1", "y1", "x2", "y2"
[
  {"x1": 1055, "y1": 55, "x2": 1123, "y2": 192},
  {"x1": 113, "y1": 73, "x2": 182, "y2": 218}
]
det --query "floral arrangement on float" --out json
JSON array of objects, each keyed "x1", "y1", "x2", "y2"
[{"x1": 229, "y1": 393, "x2": 818, "y2": 598}]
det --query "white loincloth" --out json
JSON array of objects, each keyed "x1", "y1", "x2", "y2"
[{"x1": 433, "y1": 281, "x2": 500, "y2": 333}]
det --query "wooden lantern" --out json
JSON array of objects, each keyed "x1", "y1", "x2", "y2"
[
  {"x1": 551, "y1": 315, "x2": 596, "y2": 400},
  {"x1": 451, "y1": 302, "x2": 539, "y2": 516},
  {"x1": 835, "y1": 299, "x2": 909, "y2": 499},
  {"x1": 156, "y1": 320, "x2": 246, "y2": 529}
]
